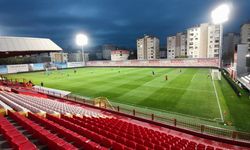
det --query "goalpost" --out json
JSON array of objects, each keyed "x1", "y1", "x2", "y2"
[{"x1": 211, "y1": 69, "x2": 221, "y2": 80}]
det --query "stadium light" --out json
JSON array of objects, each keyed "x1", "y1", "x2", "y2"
[
  {"x1": 211, "y1": 3, "x2": 231, "y2": 68},
  {"x1": 76, "y1": 33, "x2": 88, "y2": 47},
  {"x1": 75, "y1": 33, "x2": 88, "y2": 62},
  {"x1": 211, "y1": 4, "x2": 230, "y2": 24}
]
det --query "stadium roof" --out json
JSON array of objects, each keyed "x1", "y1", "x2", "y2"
[{"x1": 0, "y1": 36, "x2": 62, "y2": 57}]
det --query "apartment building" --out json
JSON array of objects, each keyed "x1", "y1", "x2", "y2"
[
  {"x1": 167, "y1": 36, "x2": 176, "y2": 59},
  {"x1": 207, "y1": 24, "x2": 221, "y2": 58},
  {"x1": 240, "y1": 23, "x2": 250, "y2": 51},
  {"x1": 177, "y1": 32, "x2": 187, "y2": 57},
  {"x1": 102, "y1": 44, "x2": 116, "y2": 60},
  {"x1": 137, "y1": 35, "x2": 160, "y2": 60},
  {"x1": 167, "y1": 32, "x2": 187, "y2": 59},
  {"x1": 187, "y1": 23, "x2": 221, "y2": 58},
  {"x1": 222, "y1": 33, "x2": 240, "y2": 65}
]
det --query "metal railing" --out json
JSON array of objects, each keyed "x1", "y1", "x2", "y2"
[{"x1": 34, "y1": 87, "x2": 250, "y2": 143}]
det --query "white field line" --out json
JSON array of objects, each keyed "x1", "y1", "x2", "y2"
[
  {"x1": 212, "y1": 78, "x2": 224, "y2": 122},
  {"x1": 191, "y1": 73, "x2": 196, "y2": 82}
]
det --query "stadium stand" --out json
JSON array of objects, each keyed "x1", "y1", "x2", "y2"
[
  {"x1": 237, "y1": 74, "x2": 250, "y2": 91},
  {"x1": 86, "y1": 58, "x2": 219, "y2": 68},
  {"x1": 241, "y1": 75, "x2": 250, "y2": 84},
  {"x1": 0, "y1": 84, "x2": 249, "y2": 149}
]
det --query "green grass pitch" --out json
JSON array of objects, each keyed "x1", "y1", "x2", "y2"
[{"x1": 6, "y1": 67, "x2": 250, "y2": 132}]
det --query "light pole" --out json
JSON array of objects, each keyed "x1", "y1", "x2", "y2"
[
  {"x1": 76, "y1": 33, "x2": 88, "y2": 63},
  {"x1": 211, "y1": 3, "x2": 231, "y2": 69}
]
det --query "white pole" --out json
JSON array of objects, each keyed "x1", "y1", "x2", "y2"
[
  {"x1": 81, "y1": 45, "x2": 84, "y2": 62},
  {"x1": 219, "y1": 24, "x2": 223, "y2": 69}
]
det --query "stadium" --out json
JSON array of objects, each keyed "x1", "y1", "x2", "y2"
[
  {"x1": 0, "y1": 35, "x2": 250, "y2": 150},
  {"x1": 1, "y1": 2, "x2": 250, "y2": 150}
]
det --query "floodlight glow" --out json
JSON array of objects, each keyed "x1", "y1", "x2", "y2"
[
  {"x1": 76, "y1": 34, "x2": 88, "y2": 46},
  {"x1": 211, "y1": 4, "x2": 230, "y2": 24}
]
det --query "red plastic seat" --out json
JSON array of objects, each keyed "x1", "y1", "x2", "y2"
[
  {"x1": 112, "y1": 142, "x2": 124, "y2": 150},
  {"x1": 126, "y1": 140, "x2": 136, "y2": 149},
  {"x1": 206, "y1": 146, "x2": 215, "y2": 150},
  {"x1": 154, "y1": 145, "x2": 165, "y2": 150},
  {"x1": 101, "y1": 137, "x2": 112, "y2": 148},
  {"x1": 136, "y1": 144, "x2": 148, "y2": 150},
  {"x1": 144, "y1": 142, "x2": 154, "y2": 149}
]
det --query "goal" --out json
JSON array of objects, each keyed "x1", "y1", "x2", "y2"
[{"x1": 211, "y1": 69, "x2": 221, "y2": 80}]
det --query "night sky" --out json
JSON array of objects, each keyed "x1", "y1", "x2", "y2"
[{"x1": 0, "y1": 0, "x2": 249, "y2": 50}]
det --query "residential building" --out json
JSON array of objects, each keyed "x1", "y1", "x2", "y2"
[
  {"x1": 233, "y1": 44, "x2": 249, "y2": 76},
  {"x1": 167, "y1": 36, "x2": 176, "y2": 59},
  {"x1": 137, "y1": 35, "x2": 160, "y2": 60},
  {"x1": 187, "y1": 23, "x2": 221, "y2": 58},
  {"x1": 68, "y1": 52, "x2": 87, "y2": 61},
  {"x1": 96, "y1": 51, "x2": 103, "y2": 60},
  {"x1": 68, "y1": 52, "x2": 82, "y2": 62},
  {"x1": 240, "y1": 23, "x2": 250, "y2": 51},
  {"x1": 102, "y1": 44, "x2": 116, "y2": 60},
  {"x1": 222, "y1": 33, "x2": 240, "y2": 65},
  {"x1": 111, "y1": 50, "x2": 129, "y2": 61},
  {"x1": 160, "y1": 48, "x2": 167, "y2": 58},
  {"x1": 177, "y1": 32, "x2": 187, "y2": 57},
  {"x1": 207, "y1": 24, "x2": 221, "y2": 58},
  {"x1": 167, "y1": 32, "x2": 187, "y2": 59}
]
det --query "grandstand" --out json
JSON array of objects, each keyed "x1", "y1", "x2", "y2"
[{"x1": 0, "y1": 82, "x2": 249, "y2": 150}]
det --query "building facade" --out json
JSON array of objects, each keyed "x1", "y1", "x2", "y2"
[
  {"x1": 137, "y1": 35, "x2": 160, "y2": 60},
  {"x1": 159, "y1": 48, "x2": 167, "y2": 58},
  {"x1": 240, "y1": 23, "x2": 250, "y2": 51},
  {"x1": 111, "y1": 50, "x2": 129, "y2": 61},
  {"x1": 68, "y1": 52, "x2": 89, "y2": 62},
  {"x1": 187, "y1": 23, "x2": 221, "y2": 58},
  {"x1": 222, "y1": 33, "x2": 240, "y2": 66},
  {"x1": 102, "y1": 44, "x2": 116, "y2": 60},
  {"x1": 207, "y1": 24, "x2": 221, "y2": 58},
  {"x1": 167, "y1": 36, "x2": 176, "y2": 59},
  {"x1": 167, "y1": 32, "x2": 187, "y2": 59},
  {"x1": 234, "y1": 44, "x2": 249, "y2": 76}
]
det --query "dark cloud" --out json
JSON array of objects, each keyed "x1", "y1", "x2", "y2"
[{"x1": 0, "y1": 0, "x2": 249, "y2": 49}]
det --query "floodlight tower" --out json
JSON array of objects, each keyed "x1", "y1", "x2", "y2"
[
  {"x1": 76, "y1": 33, "x2": 88, "y2": 63},
  {"x1": 211, "y1": 3, "x2": 231, "y2": 68}
]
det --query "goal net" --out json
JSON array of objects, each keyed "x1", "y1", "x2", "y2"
[{"x1": 211, "y1": 69, "x2": 221, "y2": 80}]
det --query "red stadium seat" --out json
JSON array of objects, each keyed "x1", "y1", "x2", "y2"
[{"x1": 112, "y1": 142, "x2": 124, "y2": 150}]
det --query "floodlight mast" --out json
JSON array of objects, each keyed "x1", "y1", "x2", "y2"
[
  {"x1": 76, "y1": 34, "x2": 88, "y2": 63},
  {"x1": 211, "y1": 3, "x2": 230, "y2": 69}
]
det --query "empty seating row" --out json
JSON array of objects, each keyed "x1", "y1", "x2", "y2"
[
  {"x1": 0, "y1": 92, "x2": 45, "y2": 114},
  {"x1": 8, "y1": 111, "x2": 77, "y2": 150},
  {"x1": 0, "y1": 99, "x2": 13, "y2": 110},
  {"x1": 0, "y1": 116, "x2": 36, "y2": 150},
  {"x1": 62, "y1": 115, "x2": 222, "y2": 150},
  {"x1": 46, "y1": 113, "x2": 141, "y2": 150},
  {"x1": 0, "y1": 94, "x2": 29, "y2": 112},
  {"x1": 28, "y1": 112, "x2": 107, "y2": 150},
  {"x1": 0, "y1": 85, "x2": 11, "y2": 92},
  {"x1": 1, "y1": 91, "x2": 105, "y2": 117}
]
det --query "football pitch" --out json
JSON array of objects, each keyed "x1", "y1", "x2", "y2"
[{"x1": 6, "y1": 67, "x2": 250, "y2": 132}]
